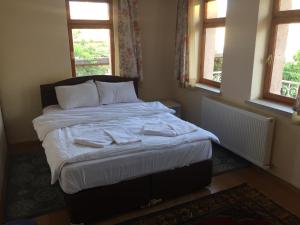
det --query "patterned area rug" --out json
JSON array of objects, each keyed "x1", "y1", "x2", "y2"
[
  {"x1": 120, "y1": 184, "x2": 300, "y2": 225},
  {"x1": 5, "y1": 152, "x2": 65, "y2": 221},
  {"x1": 5, "y1": 144, "x2": 250, "y2": 221}
]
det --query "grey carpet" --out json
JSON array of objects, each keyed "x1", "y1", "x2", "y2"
[
  {"x1": 212, "y1": 143, "x2": 251, "y2": 175},
  {"x1": 5, "y1": 144, "x2": 250, "y2": 221}
]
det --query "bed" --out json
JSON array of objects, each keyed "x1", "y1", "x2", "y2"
[{"x1": 35, "y1": 75, "x2": 217, "y2": 224}]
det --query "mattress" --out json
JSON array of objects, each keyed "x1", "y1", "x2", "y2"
[{"x1": 60, "y1": 139, "x2": 212, "y2": 194}]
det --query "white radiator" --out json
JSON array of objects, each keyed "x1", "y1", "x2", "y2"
[{"x1": 201, "y1": 97, "x2": 275, "y2": 168}]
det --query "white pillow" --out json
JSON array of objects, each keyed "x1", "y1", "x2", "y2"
[
  {"x1": 55, "y1": 80, "x2": 99, "y2": 109},
  {"x1": 95, "y1": 81, "x2": 138, "y2": 105}
]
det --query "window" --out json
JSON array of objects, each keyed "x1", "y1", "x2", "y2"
[
  {"x1": 66, "y1": 0, "x2": 114, "y2": 77},
  {"x1": 199, "y1": 0, "x2": 227, "y2": 88},
  {"x1": 264, "y1": 0, "x2": 300, "y2": 105}
]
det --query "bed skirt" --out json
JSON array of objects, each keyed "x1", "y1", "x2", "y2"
[{"x1": 63, "y1": 159, "x2": 212, "y2": 224}]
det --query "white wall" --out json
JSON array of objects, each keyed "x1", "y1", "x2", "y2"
[
  {"x1": 221, "y1": 0, "x2": 260, "y2": 101},
  {"x1": 138, "y1": 0, "x2": 177, "y2": 101},
  {"x1": 173, "y1": 0, "x2": 300, "y2": 189},
  {"x1": 0, "y1": 0, "x2": 72, "y2": 143}
]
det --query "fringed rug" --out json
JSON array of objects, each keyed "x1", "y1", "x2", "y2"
[{"x1": 120, "y1": 184, "x2": 300, "y2": 225}]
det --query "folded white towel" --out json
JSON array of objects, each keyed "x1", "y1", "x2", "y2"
[
  {"x1": 167, "y1": 122, "x2": 198, "y2": 135},
  {"x1": 73, "y1": 130, "x2": 113, "y2": 148},
  {"x1": 74, "y1": 138, "x2": 113, "y2": 148},
  {"x1": 142, "y1": 123, "x2": 177, "y2": 137},
  {"x1": 104, "y1": 127, "x2": 141, "y2": 145},
  {"x1": 142, "y1": 121, "x2": 198, "y2": 137}
]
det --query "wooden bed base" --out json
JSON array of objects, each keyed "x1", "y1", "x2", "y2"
[
  {"x1": 64, "y1": 159, "x2": 212, "y2": 224},
  {"x1": 40, "y1": 76, "x2": 213, "y2": 224}
]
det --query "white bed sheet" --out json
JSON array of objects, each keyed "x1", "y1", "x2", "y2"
[
  {"x1": 60, "y1": 140, "x2": 212, "y2": 194},
  {"x1": 33, "y1": 102, "x2": 219, "y2": 194}
]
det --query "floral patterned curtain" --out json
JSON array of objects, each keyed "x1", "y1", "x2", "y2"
[
  {"x1": 294, "y1": 88, "x2": 300, "y2": 115},
  {"x1": 175, "y1": 0, "x2": 189, "y2": 86},
  {"x1": 118, "y1": 0, "x2": 143, "y2": 79}
]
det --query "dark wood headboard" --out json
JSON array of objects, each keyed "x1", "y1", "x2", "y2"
[{"x1": 40, "y1": 75, "x2": 139, "y2": 108}]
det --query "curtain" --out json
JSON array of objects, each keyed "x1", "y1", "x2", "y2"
[
  {"x1": 117, "y1": 0, "x2": 143, "y2": 79},
  {"x1": 175, "y1": 0, "x2": 201, "y2": 87},
  {"x1": 175, "y1": 0, "x2": 189, "y2": 86},
  {"x1": 294, "y1": 88, "x2": 300, "y2": 115},
  {"x1": 292, "y1": 88, "x2": 300, "y2": 124}
]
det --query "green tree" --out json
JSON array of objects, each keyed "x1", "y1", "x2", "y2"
[
  {"x1": 214, "y1": 57, "x2": 223, "y2": 72},
  {"x1": 76, "y1": 65, "x2": 110, "y2": 76},
  {"x1": 73, "y1": 30, "x2": 110, "y2": 76},
  {"x1": 283, "y1": 50, "x2": 300, "y2": 82}
]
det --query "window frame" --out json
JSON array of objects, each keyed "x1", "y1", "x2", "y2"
[
  {"x1": 65, "y1": 0, "x2": 115, "y2": 77},
  {"x1": 199, "y1": 0, "x2": 226, "y2": 88},
  {"x1": 263, "y1": 0, "x2": 300, "y2": 106}
]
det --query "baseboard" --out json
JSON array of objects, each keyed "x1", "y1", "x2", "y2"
[
  {"x1": 9, "y1": 141, "x2": 42, "y2": 157},
  {"x1": 254, "y1": 166, "x2": 300, "y2": 195}
]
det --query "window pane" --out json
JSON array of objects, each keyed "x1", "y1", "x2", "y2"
[
  {"x1": 69, "y1": 1, "x2": 109, "y2": 20},
  {"x1": 206, "y1": 0, "x2": 227, "y2": 19},
  {"x1": 270, "y1": 23, "x2": 300, "y2": 98},
  {"x1": 203, "y1": 27, "x2": 225, "y2": 83},
  {"x1": 72, "y1": 29, "x2": 112, "y2": 76},
  {"x1": 279, "y1": 0, "x2": 300, "y2": 11}
]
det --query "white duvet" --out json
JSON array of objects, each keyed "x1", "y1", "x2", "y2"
[{"x1": 33, "y1": 102, "x2": 218, "y2": 184}]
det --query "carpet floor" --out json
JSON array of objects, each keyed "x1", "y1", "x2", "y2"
[
  {"x1": 5, "y1": 144, "x2": 250, "y2": 221},
  {"x1": 119, "y1": 184, "x2": 300, "y2": 225}
]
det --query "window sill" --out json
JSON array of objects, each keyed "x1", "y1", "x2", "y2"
[
  {"x1": 246, "y1": 99, "x2": 294, "y2": 117},
  {"x1": 194, "y1": 83, "x2": 221, "y2": 95}
]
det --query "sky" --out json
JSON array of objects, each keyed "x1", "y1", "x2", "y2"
[
  {"x1": 284, "y1": 0, "x2": 300, "y2": 62},
  {"x1": 212, "y1": 0, "x2": 227, "y2": 54},
  {"x1": 70, "y1": 1, "x2": 109, "y2": 20},
  {"x1": 70, "y1": 2, "x2": 110, "y2": 42},
  {"x1": 285, "y1": 24, "x2": 300, "y2": 62}
]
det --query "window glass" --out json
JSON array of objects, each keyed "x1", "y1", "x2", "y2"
[
  {"x1": 269, "y1": 23, "x2": 300, "y2": 98},
  {"x1": 203, "y1": 27, "x2": 225, "y2": 83},
  {"x1": 206, "y1": 0, "x2": 227, "y2": 19},
  {"x1": 69, "y1": 1, "x2": 110, "y2": 20},
  {"x1": 279, "y1": 0, "x2": 300, "y2": 11},
  {"x1": 72, "y1": 29, "x2": 112, "y2": 76}
]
